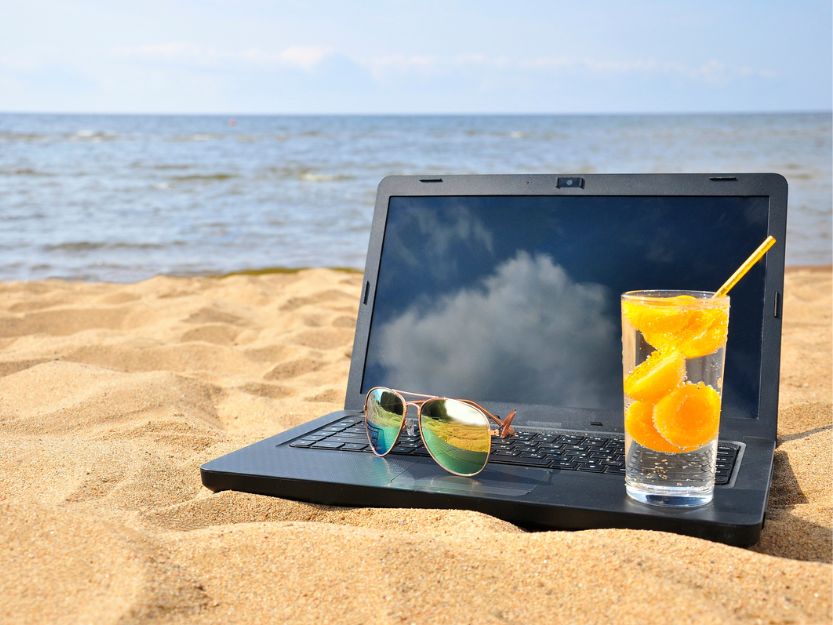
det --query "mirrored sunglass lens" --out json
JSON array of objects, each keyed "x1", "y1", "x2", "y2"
[
  {"x1": 419, "y1": 399, "x2": 490, "y2": 476},
  {"x1": 365, "y1": 388, "x2": 405, "y2": 455}
]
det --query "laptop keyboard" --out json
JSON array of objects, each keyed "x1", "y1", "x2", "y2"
[{"x1": 287, "y1": 416, "x2": 740, "y2": 485}]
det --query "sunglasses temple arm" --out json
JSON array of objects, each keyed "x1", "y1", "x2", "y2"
[
  {"x1": 495, "y1": 409, "x2": 517, "y2": 438},
  {"x1": 460, "y1": 399, "x2": 517, "y2": 438}
]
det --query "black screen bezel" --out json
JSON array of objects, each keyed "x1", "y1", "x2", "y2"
[{"x1": 344, "y1": 174, "x2": 787, "y2": 442}]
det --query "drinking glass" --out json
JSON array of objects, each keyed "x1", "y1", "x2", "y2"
[{"x1": 621, "y1": 290, "x2": 730, "y2": 506}]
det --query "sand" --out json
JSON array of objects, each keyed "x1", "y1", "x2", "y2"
[{"x1": 0, "y1": 267, "x2": 830, "y2": 625}]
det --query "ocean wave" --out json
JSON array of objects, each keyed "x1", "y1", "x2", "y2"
[
  {"x1": 0, "y1": 131, "x2": 50, "y2": 143},
  {"x1": 169, "y1": 131, "x2": 321, "y2": 143},
  {"x1": 0, "y1": 167, "x2": 52, "y2": 177},
  {"x1": 260, "y1": 165, "x2": 355, "y2": 182},
  {"x1": 164, "y1": 168, "x2": 353, "y2": 184},
  {"x1": 132, "y1": 162, "x2": 192, "y2": 171},
  {"x1": 460, "y1": 129, "x2": 568, "y2": 140},
  {"x1": 170, "y1": 133, "x2": 220, "y2": 142},
  {"x1": 69, "y1": 129, "x2": 119, "y2": 142},
  {"x1": 298, "y1": 171, "x2": 354, "y2": 182},
  {"x1": 43, "y1": 241, "x2": 172, "y2": 253},
  {"x1": 170, "y1": 173, "x2": 238, "y2": 182}
]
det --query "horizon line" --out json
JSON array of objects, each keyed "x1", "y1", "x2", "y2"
[{"x1": 2, "y1": 109, "x2": 830, "y2": 117}]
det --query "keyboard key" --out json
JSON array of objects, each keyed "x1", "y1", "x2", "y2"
[
  {"x1": 577, "y1": 463, "x2": 605, "y2": 473},
  {"x1": 515, "y1": 457, "x2": 551, "y2": 467},
  {"x1": 298, "y1": 433, "x2": 327, "y2": 441},
  {"x1": 488, "y1": 455, "x2": 520, "y2": 465},
  {"x1": 553, "y1": 460, "x2": 578, "y2": 470},
  {"x1": 589, "y1": 451, "x2": 613, "y2": 459},
  {"x1": 490, "y1": 455, "x2": 550, "y2": 467},
  {"x1": 289, "y1": 439, "x2": 317, "y2": 448},
  {"x1": 327, "y1": 435, "x2": 370, "y2": 444},
  {"x1": 341, "y1": 443, "x2": 369, "y2": 451},
  {"x1": 605, "y1": 466, "x2": 625, "y2": 475},
  {"x1": 317, "y1": 429, "x2": 346, "y2": 437},
  {"x1": 519, "y1": 452, "x2": 547, "y2": 459},
  {"x1": 311, "y1": 441, "x2": 344, "y2": 449}
]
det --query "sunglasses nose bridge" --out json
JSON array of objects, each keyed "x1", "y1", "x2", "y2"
[{"x1": 401, "y1": 401, "x2": 420, "y2": 435}]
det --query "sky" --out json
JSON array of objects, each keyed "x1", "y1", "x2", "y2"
[{"x1": 1, "y1": 0, "x2": 830, "y2": 114}]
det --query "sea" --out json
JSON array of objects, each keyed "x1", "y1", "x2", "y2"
[{"x1": 0, "y1": 112, "x2": 829, "y2": 282}]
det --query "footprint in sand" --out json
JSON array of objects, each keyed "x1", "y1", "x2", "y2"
[
  {"x1": 96, "y1": 291, "x2": 141, "y2": 305},
  {"x1": 264, "y1": 357, "x2": 325, "y2": 380},
  {"x1": 279, "y1": 289, "x2": 355, "y2": 312},
  {"x1": 180, "y1": 323, "x2": 241, "y2": 345},
  {"x1": 0, "y1": 307, "x2": 131, "y2": 337},
  {"x1": 183, "y1": 307, "x2": 244, "y2": 325},
  {"x1": 290, "y1": 328, "x2": 352, "y2": 350},
  {"x1": 237, "y1": 382, "x2": 297, "y2": 399},
  {"x1": 304, "y1": 388, "x2": 342, "y2": 403},
  {"x1": 65, "y1": 463, "x2": 129, "y2": 504},
  {"x1": 331, "y1": 315, "x2": 356, "y2": 328}
]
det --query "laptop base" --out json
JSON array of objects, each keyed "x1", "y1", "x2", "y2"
[{"x1": 202, "y1": 410, "x2": 774, "y2": 547}]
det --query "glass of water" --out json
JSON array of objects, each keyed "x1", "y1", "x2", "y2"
[{"x1": 621, "y1": 290, "x2": 730, "y2": 507}]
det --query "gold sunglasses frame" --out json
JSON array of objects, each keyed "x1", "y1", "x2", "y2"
[{"x1": 363, "y1": 386, "x2": 518, "y2": 477}]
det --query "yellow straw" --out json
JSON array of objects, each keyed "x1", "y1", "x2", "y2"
[{"x1": 714, "y1": 235, "x2": 777, "y2": 298}]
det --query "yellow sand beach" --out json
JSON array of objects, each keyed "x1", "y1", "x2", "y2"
[{"x1": 0, "y1": 267, "x2": 830, "y2": 624}]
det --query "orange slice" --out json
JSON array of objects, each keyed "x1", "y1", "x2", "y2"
[
  {"x1": 625, "y1": 400, "x2": 681, "y2": 453},
  {"x1": 623, "y1": 296, "x2": 729, "y2": 357},
  {"x1": 678, "y1": 308, "x2": 729, "y2": 358},
  {"x1": 622, "y1": 296, "x2": 696, "y2": 350},
  {"x1": 653, "y1": 382, "x2": 721, "y2": 451},
  {"x1": 623, "y1": 349, "x2": 685, "y2": 402}
]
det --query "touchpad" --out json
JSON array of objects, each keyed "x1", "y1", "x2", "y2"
[{"x1": 389, "y1": 464, "x2": 540, "y2": 497}]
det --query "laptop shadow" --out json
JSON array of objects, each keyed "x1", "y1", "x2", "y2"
[{"x1": 752, "y1": 447, "x2": 832, "y2": 563}]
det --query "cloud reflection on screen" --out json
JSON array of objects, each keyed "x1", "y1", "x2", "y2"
[{"x1": 375, "y1": 251, "x2": 614, "y2": 406}]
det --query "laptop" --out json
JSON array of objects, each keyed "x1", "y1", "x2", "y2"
[{"x1": 201, "y1": 173, "x2": 787, "y2": 546}]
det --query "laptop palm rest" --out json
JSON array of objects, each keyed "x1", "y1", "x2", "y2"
[{"x1": 389, "y1": 464, "x2": 540, "y2": 497}]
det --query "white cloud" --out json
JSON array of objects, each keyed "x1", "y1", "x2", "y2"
[
  {"x1": 117, "y1": 42, "x2": 203, "y2": 61},
  {"x1": 271, "y1": 46, "x2": 332, "y2": 70},
  {"x1": 115, "y1": 43, "x2": 332, "y2": 70},
  {"x1": 374, "y1": 252, "x2": 616, "y2": 406},
  {"x1": 113, "y1": 42, "x2": 776, "y2": 85},
  {"x1": 363, "y1": 53, "x2": 777, "y2": 84}
]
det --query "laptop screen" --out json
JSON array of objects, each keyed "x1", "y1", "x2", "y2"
[{"x1": 361, "y1": 195, "x2": 769, "y2": 420}]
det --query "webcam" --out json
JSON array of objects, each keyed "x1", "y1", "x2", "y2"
[{"x1": 557, "y1": 177, "x2": 585, "y2": 189}]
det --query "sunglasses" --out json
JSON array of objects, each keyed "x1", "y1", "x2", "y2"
[{"x1": 363, "y1": 386, "x2": 518, "y2": 476}]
